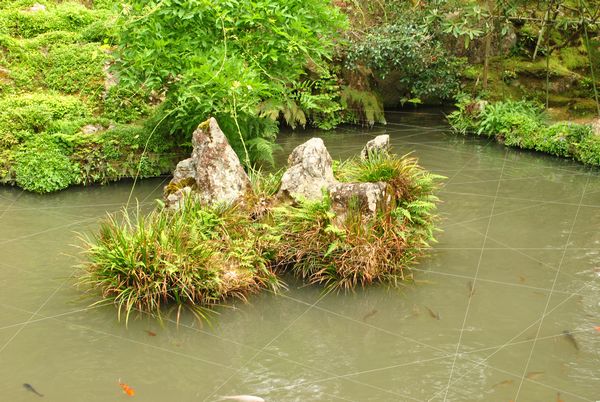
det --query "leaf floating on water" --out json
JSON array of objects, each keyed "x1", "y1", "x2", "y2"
[
  {"x1": 525, "y1": 371, "x2": 544, "y2": 380},
  {"x1": 222, "y1": 396, "x2": 265, "y2": 402},
  {"x1": 491, "y1": 379, "x2": 514, "y2": 388},
  {"x1": 562, "y1": 330, "x2": 579, "y2": 351},
  {"x1": 467, "y1": 280, "x2": 475, "y2": 297},
  {"x1": 362, "y1": 309, "x2": 378, "y2": 321},
  {"x1": 594, "y1": 326, "x2": 600, "y2": 333},
  {"x1": 425, "y1": 306, "x2": 440, "y2": 320},
  {"x1": 145, "y1": 330, "x2": 157, "y2": 337},
  {"x1": 119, "y1": 382, "x2": 135, "y2": 397}
]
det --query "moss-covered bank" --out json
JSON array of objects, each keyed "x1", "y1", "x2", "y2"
[
  {"x1": 0, "y1": 1, "x2": 183, "y2": 192},
  {"x1": 448, "y1": 97, "x2": 600, "y2": 166}
]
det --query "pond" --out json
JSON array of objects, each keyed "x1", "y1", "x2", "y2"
[{"x1": 0, "y1": 110, "x2": 599, "y2": 401}]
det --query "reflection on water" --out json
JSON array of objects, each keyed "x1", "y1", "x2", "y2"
[{"x1": 0, "y1": 110, "x2": 599, "y2": 401}]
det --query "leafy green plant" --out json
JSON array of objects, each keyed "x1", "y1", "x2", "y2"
[
  {"x1": 536, "y1": 122, "x2": 592, "y2": 157},
  {"x1": 345, "y1": 19, "x2": 462, "y2": 100},
  {"x1": 576, "y1": 135, "x2": 600, "y2": 166},
  {"x1": 115, "y1": 0, "x2": 347, "y2": 166},
  {"x1": 14, "y1": 135, "x2": 80, "y2": 193}
]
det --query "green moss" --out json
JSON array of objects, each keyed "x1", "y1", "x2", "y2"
[
  {"x1": 0, "y1": 92, "x2": 90, "y2": 136},
  {"x1": 43, "y1": 42, "x2": 107, "y2": 98},
  {"x1": 560, "y1": 47, "x2": 589, "y2": 71},
  {"x1": 0, "y1": 2, "x2": 105, "y2": 38},
  {"x1": 102, "y1": 85, "x2": 151, "y2": 123},
  {"x1": 507, "y1": 57, "x2": 575, "y2": 79},
  {"x1": 0, "y1": 0, "x2": 178, "y2": 193},
  {"x1": 0, "y1": 148, "x2": 15, "y2": 183},
  {"x1": 568, "y1": 98, "x2": 599, "y2": 115},
  {"x1": 164, "y1": 177, "x2": 196, "y2": 196}
]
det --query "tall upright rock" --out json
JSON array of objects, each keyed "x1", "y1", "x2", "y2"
[{"x1": 164, "y1": 118, "x2": 251, "y2": 209}]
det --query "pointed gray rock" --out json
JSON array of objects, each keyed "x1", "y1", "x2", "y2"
[{"x1": 165, "y1": 118, "x2": 251, "y2": 209}]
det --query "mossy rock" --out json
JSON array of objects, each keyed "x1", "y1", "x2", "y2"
[
  {"x1": 568, "y1": 98, "x2": 599, "y2": 115},
  {"x1": 164, "y1": 176, "x2": 197, "y2": 196}
]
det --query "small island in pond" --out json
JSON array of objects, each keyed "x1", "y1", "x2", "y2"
[{"x1": 79, "y1": 118, "x2": 443, "y2": 322}]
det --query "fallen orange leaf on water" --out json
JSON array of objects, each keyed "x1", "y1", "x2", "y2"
[
  {"x1": 119, "y1": 382, "x2": 135, "y2": 397},
  {"x1": 594, "y1": 326, "x2": 600, "y2": 333}
]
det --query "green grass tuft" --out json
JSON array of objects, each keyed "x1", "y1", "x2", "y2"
[{"x1": 79, "y1": 197, "x2": 282, "y2": 324}]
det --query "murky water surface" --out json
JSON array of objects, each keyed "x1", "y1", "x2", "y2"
[{"x1": 1, "y1": 111, "x2": 599, "y2": 401}]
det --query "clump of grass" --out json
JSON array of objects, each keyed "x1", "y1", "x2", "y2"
[
  {"x1": 79, "y1": 197, "x2": 281, "y2": 323},
  {"x1": 274, "y1": 153, "x2": 443, "y2": 291}
]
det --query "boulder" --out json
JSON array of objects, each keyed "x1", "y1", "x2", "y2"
[
  {"x1": 329, "y1": 181, "x2": 389, "y2": 221},
  {"x1": 165, "y1": 118, "x2": 251, "y2": 209},
  {"x1": 361, "y1": 135, "x2": 390, "y2": 159},
  {"x1": 278, "y1": 137, "x2": 390, "y2": 221},
  {"x1": 81, "y1": 124, "x2": 104, "y2": 135},
  {"x1": 278, "y1": 138, "x2": 337, "y2": 201}
]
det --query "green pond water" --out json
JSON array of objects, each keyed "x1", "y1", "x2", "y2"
[{"x1": 0, "y1": 111, "x2": 599, "y2": 401}]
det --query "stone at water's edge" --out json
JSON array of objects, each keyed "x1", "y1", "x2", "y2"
[
  {"x1": 591, "y1": 118, "x2": 600, "y2": 136},
  {"x1": 165, "y1": 118, "x2": 251, "y2": 209},
  {"x1": 278, "y1": 137, "x2": 390, "y2": 220},
  {"x1": 361, "y1": 134, "x2": 390, "y2": 160},
  {"x1": 278, "y1": 138, "x2": 337, "y2": 201}
]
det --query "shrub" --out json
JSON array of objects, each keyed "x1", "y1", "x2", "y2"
[
  {"x1": 477, "y1": 100, "x2": 545, "y2": 148},
  {"x1": 79, "y1": 198, "x2": 281, "y2": 323},
  {"x1": 576, "y1": 135, "x2": 600, "y2": 166},
  {"x1": 115, "y1": 0, "x2": 347, "y2": 166},
  {"x1": 14, "y1": 135, "x2": 79, "y2": 193},
  {"x1": 345, "y1": 19, "x2": 462, "y2": 100},
  {"x1": 536, "y1": 122, "x2": 592, "y2": 157}
]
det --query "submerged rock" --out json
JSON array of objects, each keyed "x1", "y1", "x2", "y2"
[
  {"x1": 361, "y1": 134, "x2": 390, "y2": 159},
  {"x1": 165, "y1": 118, "x2": 251, "y2": 209},
  {"x1": 278, "y1": 137, "x2": 390, "y2": 220}
]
